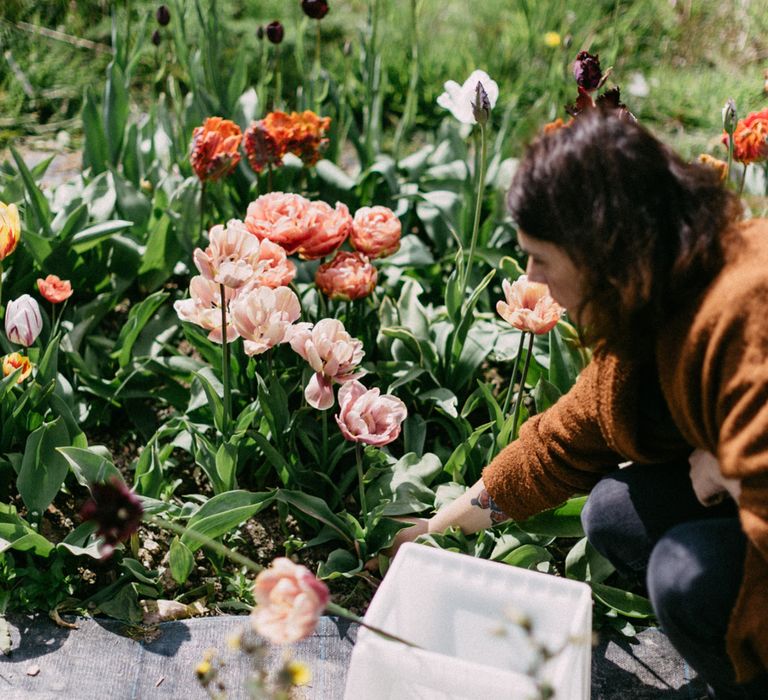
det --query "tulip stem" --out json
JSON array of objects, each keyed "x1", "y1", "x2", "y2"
[
  {"x1": 738, "y1": 163, "x2": 748, "y2": 197},
  {"x1": 325, "y1": 602, "x2": 422, "y2": 649},
  {"x1": 501, "y1": 331, "x2": 526, "y2": 419},
  {"x1": 0, "y1": 261, "x2": 3, "y2": 310},
  {"x1": 460, "y1": 122, "x2": 487, "y2": 305},
  {"x1": 510, "y1": 332, "x2": 535, "y2": 440},
  {"x1": 199, "y1": 181, "x2": 207, "y2": 243},
  {"x1": 148, "y1": 515, "x2": 263, "y2": 573},
  {"x1": 355, "y1": 442, "x2": 368, "y2": 515},
  {"x1": 219, "y1": 283, "x2": 231, "y2": 436}
]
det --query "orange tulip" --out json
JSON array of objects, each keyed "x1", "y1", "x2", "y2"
[
  {"x1": 723, "y1": 108, "x2": 768, "y2": 164},
  {"x1": 37, "y1": 274, "x2": 73, "y2": 304},
  {"x1": 0, "y1": 202, "x2": 21, "y2": 261},
  {"x1": 190, "y1": 117, "x2": 242, "y2": 182},
  {"x1": 2, "y1": 352, "x2": 32, "y2": 382}
]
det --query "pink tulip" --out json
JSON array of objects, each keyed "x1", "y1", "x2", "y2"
[
  {"x1": 315, "y1": 251, "x2": 377, "y2": 301},
  {"x1": 245, "y1": 192, "x2": 312, "y2": 255},
  {"x1": 193, "y1": 219, "x2": 265, "y2": 289},
  {"x1": 5, "y1": 295, "x2": 43, "y2": 347},
  {"x1": 251, "y1": 238, "x2": 297, "y2": 288},
  {"x1": 230, "y1": 286, "x2": 301, "y2": 356},
  {"x1": 296, "y1": 201, "x2": 353, "y2": 260},
  {"x1": 496, "y1": 276, "x2": 563, "y2": 334},
  {"x1": 287, "y1": 318, "x2": 365, "y2": 410},
  {"x1": 174, "y1": 276, "x2": 238, "y2": 343},
  {"x1": 335, "y1": 380, "x2": 407, "y2": 446},
  {"x1": 251, "y1": 557, "x2": 330, "y2": 644},
  {"x1": 350, "y1": 206, "x2": 401, "y2": 259}
]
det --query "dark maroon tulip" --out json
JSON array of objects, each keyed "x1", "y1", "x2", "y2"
[
  {"x1": 573, "y1": 51, "x2": 602, "y2": 91},
  {"x1": 256, "y1": 25, "x2": 265, "y2": 40},
  {"x1": 266, "y1": 21, "x2": 284, "y2": 44},
  {"x1": 80, "y1": 477, "x2": 144, "y2": 557},
  {"x1": 156, "y1": 5, "x2": 171, "y2": 26},
  {"x1": 301, "y1": 0, "x2": 329, "y2": 20},
  {"x1": 151, "y1": 29, "x2": 162, "y2": 46}
]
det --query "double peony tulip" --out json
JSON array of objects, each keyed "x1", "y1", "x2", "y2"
[
  {"x1": 335, "y1": 380, "x2": 407, "y2": 446},
  {"x1": 251, "y1": 557, "x2": 330, "y2": 644},
  {"x1": 174, "y1": 276, "x2": 239, "y2": 343},
  {"x1": 496, "y1": 276, "x2": 563, "y2": 335},
  {"x1": 245, "y1": 192, "x2": 312, "y2": 256},
  {"x1": 296, "y1": 201, "x2": 353, "y2": 260},
  {"x1": 5, "y1": 295, "x2": 43, "y2": 347},
  {"x1": 287, "y1": 318, "x2": 365, "y2": 410},
  {"x1": 190, "y1": 117, "x2": 242, "y2": 182},
  {"x1": 230, "y1": 285, "x2": 301, "y2": 356},
  {"x1": 350, "y1": 206, "x2": 401, "y2": 259},
  {"x1": 315, "y1": 251, "x2": 377, "y2": 301}
]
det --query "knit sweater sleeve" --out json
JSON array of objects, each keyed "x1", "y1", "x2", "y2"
[
  {"x1": 701, "y1": 270, "x2": 768, "y2": 682},
  {"x1": 482, "y1": 354, "x2": 623, "y2": 521}
]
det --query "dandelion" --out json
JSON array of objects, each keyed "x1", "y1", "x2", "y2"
[{"x1": 543, "y1": 32, "x2": 561, "y2": 48}]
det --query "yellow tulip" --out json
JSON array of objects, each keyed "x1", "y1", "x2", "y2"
[{"x1": 0, "y1": 202, "x2": 20, "y2": 261}]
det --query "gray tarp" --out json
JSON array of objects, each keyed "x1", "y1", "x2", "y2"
[{"x1": 1, "y1": 614, "x2": 707, "y2": 699}]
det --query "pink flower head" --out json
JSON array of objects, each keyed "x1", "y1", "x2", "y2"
[
  {"x1": 251, "y1": 557, "x2": 330, "y2": 644},
  {"x1": 335, "y1": 380, "x2": 407, "y2": 446},
  {"x1": 37, "y1": 274, "x2": 73, "y2": 304},
  {"x1": 230, "y1": 285, "x2": 301, "y2": 356},
  {"x1": 245, "y1": 192, "x2": 312, "y2": 255},
  {"x1": 287, "y1": 318, "x2": 365, "y2": 410},
  {"x1": 296, "y1": 201, "x2": 353, "y2": 260},
  {"x1": 350, "y1": 206, "x2": 401, "y2": 259},
  {"x1": 174, "y1": 276, "x2": 239, "y2": 343},
  {"x1": 5, "y1": 295, "x2": 43, "y2": 347},
  {"x1": 250, "y1": 238, "x2": 297, "y2": 288},
  {"x1": 496, "y1": 275, "x2": 563, "y2": 335},
  {"x1": 315, "y1": 251, "x2": 377, "y2": 301},
  {"x1": 193, "y1": 219, "x2": 264, "y2": 289}
]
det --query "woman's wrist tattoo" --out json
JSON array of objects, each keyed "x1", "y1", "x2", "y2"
[{"x1": 470, "y1": 489, "x2": 509, "y2": 523}]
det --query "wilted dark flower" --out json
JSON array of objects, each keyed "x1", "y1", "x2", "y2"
[
  {"x1": 80, "y1": 477, "x2": 144, "y2": 557},
  {"x1": 301, "y1": 0, "x2": 329, "y2": 20},
  {"x1": 471, "y1": 81, "x2": 492, "y2": 126},
  {"x1": 156, "y1": 5, "x2": 171, "y2": 26},
  {"x1": 266, "y1": 21, "x2": 284, "y2": 44},
  {"x1": 596, "y1": 87, "x2": 636, "y2": 122},
  {"x1": 151, "y1": 29, "x2": 162, "y2": 46},
  {"x1": 573, "y1": 51, "x2": 602, "y2": 91}
]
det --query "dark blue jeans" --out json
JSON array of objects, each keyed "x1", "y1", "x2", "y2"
[{"x1": 581, "y1": 462, "x2": 767, "y2": 699}]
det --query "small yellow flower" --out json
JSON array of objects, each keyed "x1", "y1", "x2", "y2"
[
  {"x1": 195, "y1": 649, "x2": 218, "y2": 687},
  {"x1": 543, "y1": 31, "x2": 561, "y2": 48},
  {"x1": 286, "y1": 661, "x2": 311, "y2": 686}
]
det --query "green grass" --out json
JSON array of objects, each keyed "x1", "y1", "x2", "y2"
[{"x1": 1, "y1": 0, "x2": 767, "y2": 157}]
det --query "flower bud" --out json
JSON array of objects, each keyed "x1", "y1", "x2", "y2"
[
  {"x1": 256, "y1": 25, "x2": 265, "y2": 40},
  {"x1": 151, "y1": 29, "x2": 162, "y2": 46},
  {"x1": 572, "y1": 51, "x2": 601, "y2": 91},
  {"x1": 156, "y1": 5, "x2": 171, "y2": 26},
  {"x1": 5, "y1": 294, "x2": 43, "y2": 347},
  {"x1": 471, "y1": 81, "x2": 492, "y2": 126},
  {"x1": 266, "y1": 21, "x2": 284, "y2": 44},
  {"x1": 301, "y1": 0, "x2": 329, "y2": 20},
  {"x1": 722, "y1": 99, "x2": 737, "y2": 137}
]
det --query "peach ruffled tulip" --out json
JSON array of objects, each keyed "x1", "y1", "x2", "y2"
[
  {"x1": 251, "y1": 238, "x2": 297, "y2": 288},
  {"x1": 287, "y1": 318, "x2": 365, "y2": 410},
  {"x1": 350, "y1": 206, "x2": 401, "y2": 259},
  {"x1": 194, "y1": 219, "x2": 266, "y2": 289},
  {"x1": 174, "y1": 276, "x2": 238, "y2": 343},
  {"x1": 335, "y1": 380, "x2": 407, "y2": 446},
  {"x1": 37, "y1": 274, "x2": 73, "y2": 304},
  {"x1": 315, "y1": 251, "x2": 377, "y2": 301},
  {"x1": 245, "y1": 192, "x2": 312, "y2": 255},
  {"x1": 230, "y1": 286, "x2": 301, "y2": 356},
  {"x1": 496, "y1": 276, "x2": 563, "y2": 335},
  {"x1": 296, "y1": 201, "x2": 353, "y2": 260},
  {"x1": 5, "y1": 295, "x2": 43, "y2": 347},
  {"x1": 251, "y1": 557, "x2": 330, "y2": 644},
  {"x1": 190, "y1": 117, "x2": 242, "y2": 182},
  {"x1": 0, "y1": 202, "x2": 21, "y2": 261},
  {"x1": 3, "y1": 352, "x2": 32, "y2": 383}
]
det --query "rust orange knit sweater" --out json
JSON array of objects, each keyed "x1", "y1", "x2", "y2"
[{"x1": 483, "y1": 218, "x2": 768, "y2": 682}]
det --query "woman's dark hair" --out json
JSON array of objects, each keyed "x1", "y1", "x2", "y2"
[{"x1": 507, "y1": 108, "x2": 741, "y2": 360}]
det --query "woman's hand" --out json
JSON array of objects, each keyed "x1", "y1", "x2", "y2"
[{"x1": 365, "y1": 517, "x2": 430, "y2": 571}]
